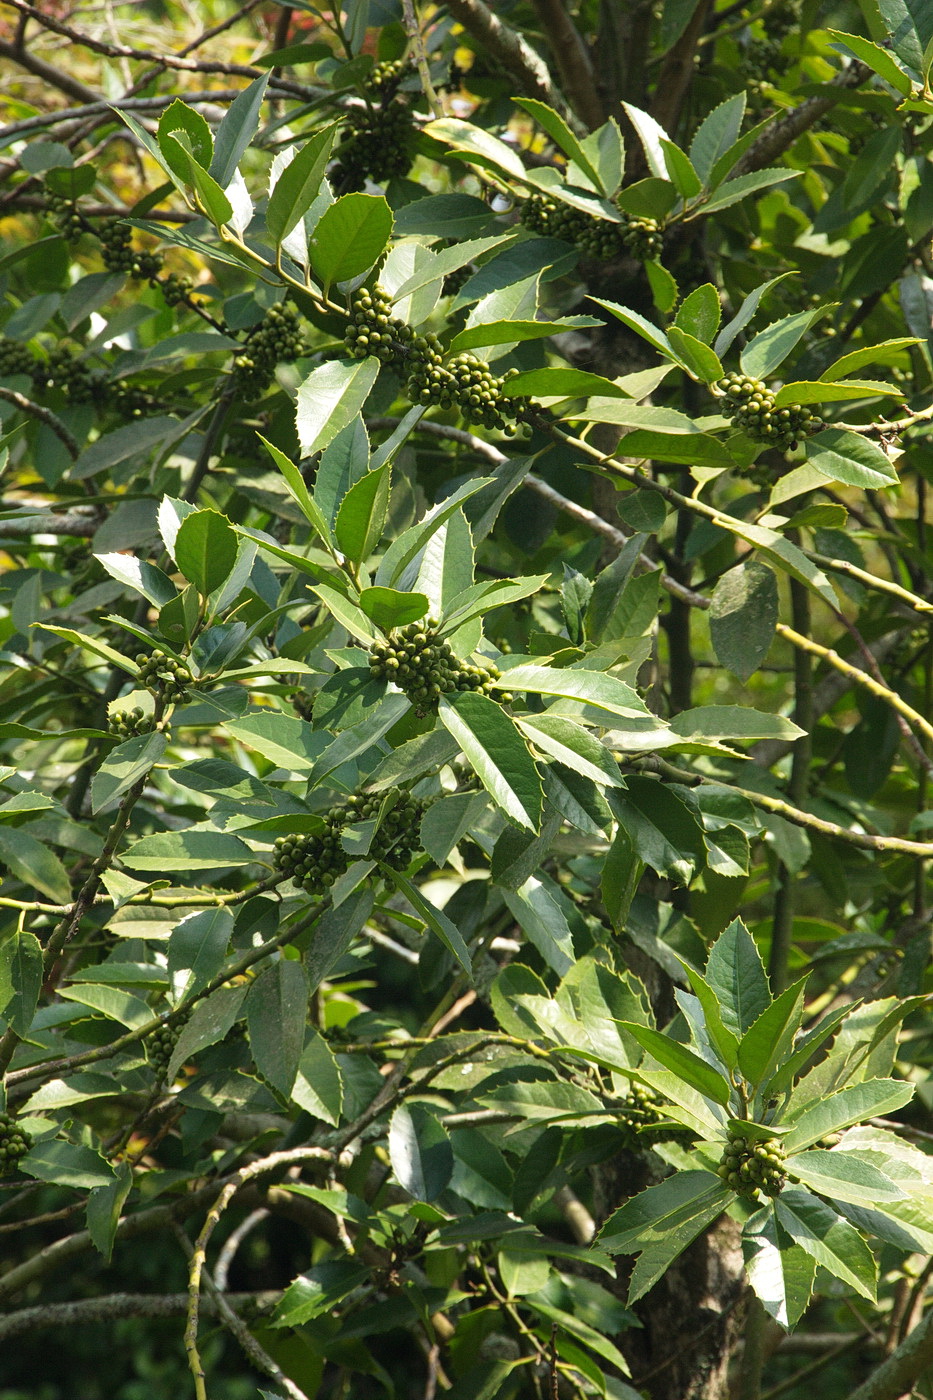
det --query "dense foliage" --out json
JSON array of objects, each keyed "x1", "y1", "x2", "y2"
[{"x1": 0, "y1": 2, "x2": 932, "y2": 1399}]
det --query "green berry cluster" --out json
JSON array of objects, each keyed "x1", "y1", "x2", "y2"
[
  {"x1": 99, "y1": 220, "x2": 163, "y2": 280},
  {"x1": 108, "y1": 707, "x2": 169, "y2": 739},
  {"x1": 407, "y1": 352, "x2": 531, "y2": 434},
  {"x1": 716, "y1": 372, "x2": 823, "y2": 451},
  {"x1": 343, "y1": 788, "x2": 425, "y2": 867},
  {"x1": 520, "y1": 195, "x2": 663, "y2": 261},
  {"x1": 160, "y1": 273, "x2": 193, "y2": 308},
  {"x1": 332, "y1": 100, "x2": 416, "y2": 190},
  {"x1": 344, "y1": 284, "x2": 439, "y2": 367},
  {"x1": 136, "y1": 652, "x2": 193, "y2": 703},
  {"x1": 33, "y1": 345, "x2": 98, "y2": 404},
  {"x1": 273, "y1": 811, "x2": 351, "y2": 894},
  {"x1": 148, "y1": 1010, "x2": 191, "y2": 1081},
  {"x1": 0, "y1": 336, "x2": 36, "y2": 379},
  {"x1": 0, "y1": 1113, "x2": 32, "y2": 1176},
  {"x1": 616, "y1": 1084, "x2": 672, "y2": 1148},
  {"x1": 368, "y1": 620, "x2": 510, "y2": 714},
  {"x1": 232, "y1": 303, "x2": 305, "y2": 397},
  {"x1": 716, "y1": 1132, "x2": 787, "y2": 1200},
  {"x1": 442, "y1": 264, "x2": 475, "y2": 298},
  {"x1": 45, "y1": 191, "x2": 86, "y2": 241},
  {"x1": 364, "y1": 57, "x2": 411, "y2": 96},
  {"x1": 273, "y1": 787, "x2": 426, "y2": 894}
]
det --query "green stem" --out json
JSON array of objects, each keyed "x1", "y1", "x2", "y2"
[{"x1": 769, "y1": 576, "x2": 812, "y2": 994}]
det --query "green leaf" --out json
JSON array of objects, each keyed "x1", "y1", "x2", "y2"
[
  {"x1": 500, "y1": 366, "x2": 629, "y2": 400},
  {"x1": 120, "y1": 828, "x2": 254, "y2": 871},
  {"x1": 588, "y1": 296, "x2": 676, "y2": 359},
  {"x1": 166, "y1": 985, "x2": 248, "y2": 1082},
  {"x1": 168, "y1": 907, "x2": 233, "y2": 1001},
  {"x1": 740, "y1": 307, "x2": 828, "y2": 379},
  {"x1": 159, "y1": 132, "x2": 232, "y2": 225},
  {"x1": 675, "y1": 962, "x2": 738, "y2": 1070},
  {"x1": 86, "y1": 1160, "x2": 133, "y2": 1263},
  {"x1": 439, "y1": 692, "x2": 542, "y2": 831},
  {"x1": 312, "y1": 581, "x2": 378, "y2": 644},
  {"x1": 826, "y1": 30, "x2": 913, "y2": 95},
  {"x1": 674, "y1": 283, "x2": 722, "y2": 343},
  {"x1": 210, "y1": 72, "x2": 270, "y2": 186},
  {"x1": 37, "y1": 625, "x2": 137, "y2": 676},
  {"x1": 388, "y1": 1103, "x2": 453, "y2": 1202},
  {"x1": 701, "y1": 168, "x2": 797, "y2": 213},
  {"x1": 497, "y1": 663, "x2": 656, "y2": 724},
  {"x1": 273, "y1": 1260, "x2": 369, "y2": 1327},
  {"x1": 0, "y1": 825, "x2": 72, "y2": 903},
  {"x1": 705, "y1": 918, "x2": 771, "y2": 1039},
  {"x1": 621, "y1": 102, "x2": 671, "y2": 179},
  {"x1": 661, "y1": 139, "x2": 701, "y2": 198},
  {"x1": 502, "y1": 873, "x2": 576, "y2": 975},
  {"x1": 376, "y1": 477, "x2": 494, "y2": 588},
  {"x1": 665, "y1": 327, "x2": 723, "y2": 381},
  {"x1": 689, "y1": 93, "x2": 746, "y2": 183},
  {"x1": 516, "y1": 715, "x2": 624, "y2": 788},
  {"x1": 292, "y1": 1028, "x2": 343, "y2": 1125},
  {"x1": 309, "y1": 193, "x2": 393, "y2": 289},
  {"x1": 743, "y1": 1205, "x2": 816, "y2": 1327},
  {"x1": 158, "y1": 99, "x2": 212, "y2": 169},
  {"x1": 246, "y1": 958, "x2": 309, "y2": 1098},
  {"x1": 513, "y1": 98, "x2": 604, "y2": 189},
  {"x1": 723, "y1": 519, "x2": 837, "y2": 608},
  {"x1": 385, "y1": 868, "x2": 472, "y2": 973},
  {"x1": 804, "y1": 429, "x2": 898, "y2": 490},
  {"x1": 0, "y1": 929, "x2": 43, "y2": 1036},
  {"x1": 774, "y1": 1189, "x2": 877, "y2": 1299},
  {"x1": 174, "y1": 509, "x2": 238, "y2": 595},
  {"x1": 224, "y1": 712, "x2": 326, "y2": 772},
  {"x1": 714, "y1": 273, "x2": 796, "y2": 358},
  {"x1": 335, "y1": 461, "x2": 391, "y2": 565},
  {"x1": 90, "y1": 732, "x2": 166, "y2": 815},
  {"x1": 296, "y1": 358, "x2": 380, "y2": 457},
  {"x1": 423, "y1": 117, "x2": 527, "y2": 181},
  {"x1": 789, "y1": 1149, "x2": 906, "y2": 1206},
  {"x1": 709, "y1": 560, "x2": 778, "y2": 682},
  {"x1": 21, "y1": 1139, "x2": 117, "y2": 1190},
  {"x1": 818, "y1": 337, "x2": 920, "y2": 380},
  {"x1": 266, "y1": 122, "x2": 340, "y2": 245},
  {"x1": 357, "y1": 586, "x2": 429, "y2": 632},
  {"x1": 783, "y1": 1080, "x2": 914, "y2": 1152},
  {"x1": 448, "y1": 316, "x2": 601, "y2": 353},
  {"x1": 95, "y1": 553, "x2": 178, "y2": 608},
  {"x1": 774, "y1": 380, "x2": 902, "y2": 405},
  {"x1": 599, "y1": 1170, "x2": 731, "y2": 1300},
  {"x1": 669, "y1": 705, "x2": 803, "y2": 743},
  {"x1": 614, "y1": 1022, "x2": 731, "y2": 1104},
  {"x1": 58, "y1": 983, "x2": 153, "y2": 1029},
  {"x1": 440, "y1": 575, "x2": 549, "y2": 633},
  {"x1": 257, "y1": 433, "x2": 333, "y2": 546},
  {"x1": 608, "y1": 779, "x2": 705, "y2": 884},
  {"x1": 737, "y1": 977, "x2": 808, "y2": 1090}
]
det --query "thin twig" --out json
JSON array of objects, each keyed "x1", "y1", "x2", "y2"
[
  {"x1": 401, "y1": 0, "x2": 443, "y2": 118},
  {"x1": 184, "y1": 1148, "x2": 332, "y2": 1400},
  {"x1": 0, "y1": 1289, "x2": 281, "y2": 1341},
  {"x1": 0, "y1": 388, "x2": 79, "y2": 459}
]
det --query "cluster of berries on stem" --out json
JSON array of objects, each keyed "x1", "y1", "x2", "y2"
[
  {"x1": 272, "y1": 787, "x2": 426, "y2": 895},
  {"x1": 716, "y1": 1131, "x2": 787, "y2": 1200},
  {"x1": 0, "y1": 1114, "x2": 31, "y2": 1176},
  {"x1": 99, "y1": 219, "x2": 163, "y2": 281},
  {"x1": 148, "y1": 1009, "x2": 192, "y2": 1081},
  {"x1": 521, "y1": 194, "x2": 663, "y2": 261},
  {"x1": 108, "y1": 708, "x2": 169, "y2": 740},
  {"x1": 716, "y1": 372, "x2": 823, "y2": 453},
  {"x1": 136, "y1": 653, "x2": 193, "y2": 704},
  {"x1": 332, "y1": 61, "x2": 417, "y2": 190},
  {"x1": 368, "y1": 620, "x2": 511, "y2": 715},
  {"x1": 232, "y1": 303, "x2": 305, "y2": 398},
  {"x1": 616, "y1": 1084, "x2": 678, "y2": 1148}
]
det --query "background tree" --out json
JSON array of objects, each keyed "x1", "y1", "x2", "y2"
[{"x1": 0, "y1": 3, "x2": 931, "y2": 1400}]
